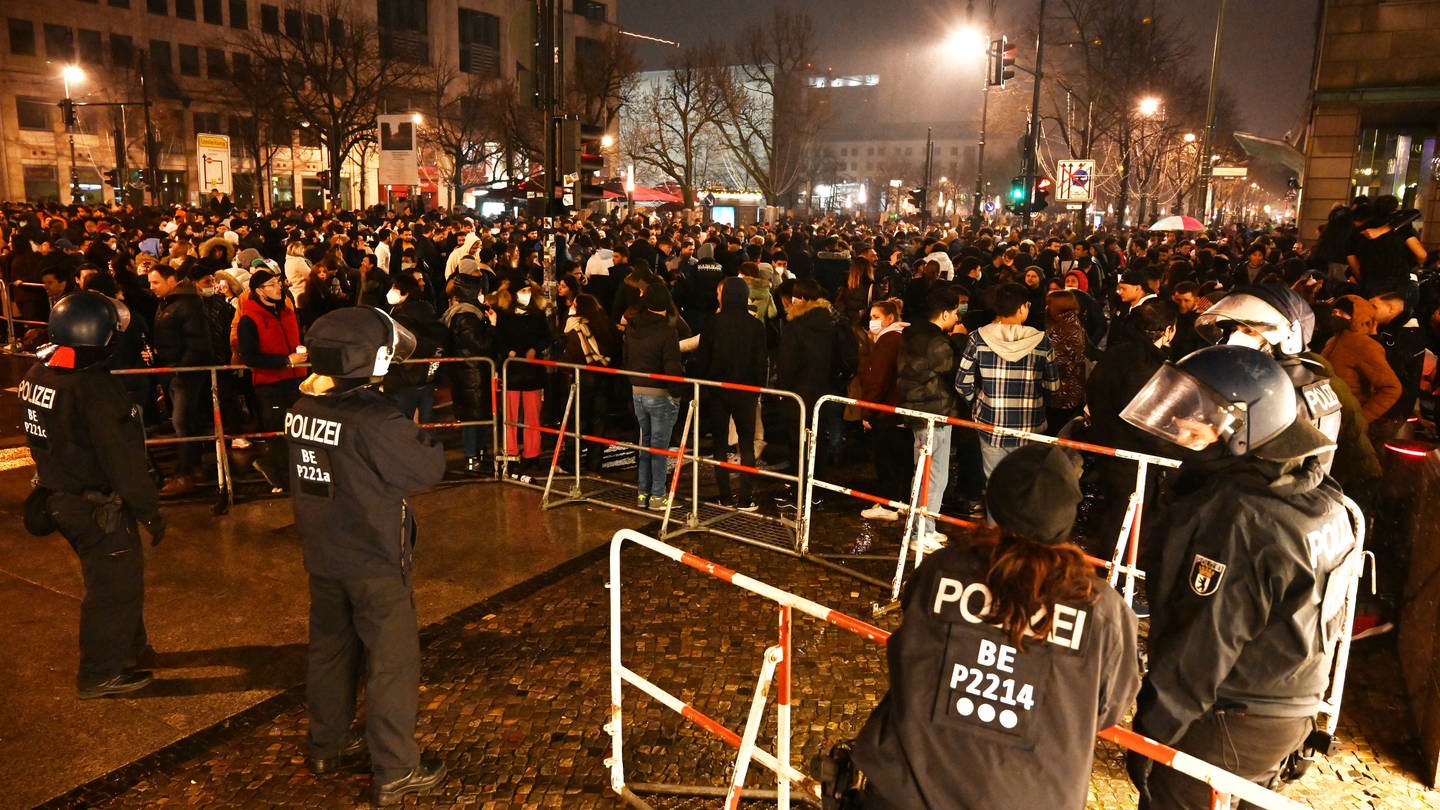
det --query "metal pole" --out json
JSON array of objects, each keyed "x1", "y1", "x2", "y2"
[
  {"x1": 1196, "y1": 0, "x2": 1228, "y2": 223},
  {"x1": 1022, "y1": 0, "x2": 1047, "y2": 230},
  {"x1": 63, "y1": 74, "x2": 80, "y2": 203},
  {"x1": 973, "y1": 85, "x2": 989, "y2": 226},
  {"x1": 139, "y1": 50, "x2": 159, "y2": 206},
  {"x1": 922, "y1": 127, "x2": 934, "y2": 225}
]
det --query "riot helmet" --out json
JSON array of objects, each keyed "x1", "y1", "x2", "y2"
[
  {"x1": 302, "y1": 306, "x2": 416, "y2": 380},
  {"x1": 47, "y1": 291, "x2": 130, "y2": 349},
  {"x1": 1120, "y1": 344, "x2": 1335, "y2": 461},
  {"x1": 1194, "y1": 285, "x2": 1315, "y2": 357}
]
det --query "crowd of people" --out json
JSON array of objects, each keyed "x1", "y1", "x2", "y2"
[{"x1": 7, "y1": 191, "x2": 1438, "y2": 805}]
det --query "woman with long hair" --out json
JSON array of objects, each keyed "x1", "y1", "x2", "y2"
[
  {"x1": 854, "y1": 445, "x2": 1140, "y2": 809},
  {"x1": 834, "y1": 255, "x2": 877, "y2": 325},
  {"x1": 856, "y1": 297, "x2": 912, "y2": 521},
  {"x1": 490, "y1": 280, "x2": 552, "y2": 471}
]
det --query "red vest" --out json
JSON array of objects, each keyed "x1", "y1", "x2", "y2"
[{"x1": 240, "y1": 294, "x2": 305, "y2": 386}]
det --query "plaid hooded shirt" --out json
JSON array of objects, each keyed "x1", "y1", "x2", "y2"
[{"x1": 955, "y1": 322, "x2": 1059, "y2": 447}]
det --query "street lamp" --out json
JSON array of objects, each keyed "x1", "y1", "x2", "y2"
[
  {"x1": 1137, "y1": 96, "x2": 1162, "y2": 117},
  {"x1": 410, "y1": 112, "x2": 424, "y2": 125},
  {"x1": 61, "y1": 65, "x2": 85, "y2": 203}
]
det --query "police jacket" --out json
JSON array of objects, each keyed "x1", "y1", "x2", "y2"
[
  {"x1": 854, "y1": 543, "x2": 1139, "y2": 809},
  {"x1": 287, "y1": 380, "x2": 446, "y2": 580},
  {"x1": 1135, "y1": 454, "x2": 1358, "y2": 746},
  {"x1": 22, "y1": 357, "x2": 160, "y2": 524}
]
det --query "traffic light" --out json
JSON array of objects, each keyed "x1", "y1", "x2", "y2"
[
  {"x1": 317, "y1": 170, "x2": 330, "y2": 186},
  {"x1": 987, "y1": 36, "x2": 1016, "y2": 89},
  {"x1": 1006, "y1": 176, "x2": 1027, "y2": 213},
  {"x1": 575, "y1": 122, "x2": 607, "y2": 208},
  {"x1": 103, "y1": 169, "x2": 120, "y2": 188},
  {"x1": 59, "y1": 99, "x2": 78, "y2": 129},
  {"x1": 907, "y1": 186, "x2": 926, "y2": 212},
  {"x1": 1030, "y1": 177, "x2": 1052, "y2": 213}
]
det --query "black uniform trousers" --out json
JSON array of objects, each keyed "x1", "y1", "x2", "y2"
[
  {"x1": 1148, "y1": 709, "x2": 1311, "y2": 809},
  {"x1": 307, "y1": 573, "x2": 420, "y2": 781},
  {"x1": 254, "y1": 378, "x2": 301, "y2": 485},
  {"x1": 709, "y1": 389, "x2": 758, "y2": 503},
  {"x1": 48, "y1": 492, "x2": 147, "y2": 689}
]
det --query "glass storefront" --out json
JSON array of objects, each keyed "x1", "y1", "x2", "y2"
[
  {"x1": 157, "y1": 170, "x2": 188, "y2": 206},
  {"x1": 271, "y1": 174, "x2": 294, "y2": 207},
  {"x1": 23, "y1": 164, "x2": 59, "y2": 203},
  {"x1": 1352, "y1": 127, "x2": 1436, "y2": 215}
]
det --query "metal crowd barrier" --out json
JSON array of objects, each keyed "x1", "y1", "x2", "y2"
[
  {"x1": 606, "y1": 528, "x2": 1338, "y2": 810},
  {"x1": 1, "y1": 280, "x2": 50, "y2": 352},
  {"x1": 499, "y1": 357, "x2": 810, "y2": 557},
  {"x1": 805, "y1": 394, "x2": 1183, "y2": 603}
]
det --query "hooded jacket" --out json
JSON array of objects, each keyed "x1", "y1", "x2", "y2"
[
  {"x1": 442, "y1": 300, "x2": 493, "y2": 421},
  {"x1": 956, "y1": 323, "x2": 1059, "y2": 446},
  {"x1": 696, "y1": 277, "x2": 767, "y2": 387},
  {"x1": 776, "y1": 297, "x2": 836, "y2": 404},
  {"x1": 1322, "y1": 295, "x2": 1401, "y2": 421},
  {"x1": 622, "y1": 308, "x2": 684, "y2": 397}
]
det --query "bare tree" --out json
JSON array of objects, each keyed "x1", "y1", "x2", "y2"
[
  {"x1": 227, "y1": 56, "x2": 292, "y2": 212},
  {"x1": 709, "y1": 9, "x2": 829, "y2": 206},
  {"x1": 238, "y1": 0, "x2": 422, "y2": 202},
  {"x1": 567, "y1": 29, "x2": 640, "y2": 130},
  {"x1": 622, "y1": 44, "x2": 724, "y2": 208},
  {"x1": 416, "y1": 56, "x2": 507, "y2": 207}
]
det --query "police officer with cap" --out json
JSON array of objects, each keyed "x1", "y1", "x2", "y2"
[
  {"x1": 1194, "y1": 284, "x2": 1346, "y2": 471},
  {"x1": 287, "y1": 306, "x2": 447, "y2": 806},
  {"x1": 1121, "y1": 345, "x2": 1360, "y2": 807},
  {"x1": 21, "y1": 291, "x2": 164, "y2": 699},
  {"x1": 854, "y1": 444, "x2": 1140, "y2": 809}
]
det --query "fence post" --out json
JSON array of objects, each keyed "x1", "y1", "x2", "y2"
[
  {"x1": 690, "y1": 380, "x2": 702, "y2": 529},
  {"x1": 776, "y1": 605, "x2": 792, "y2": 810},
  {"x1": 540, "y1": 381, "x2": 576, "y2": 507},
  {"x1": 798, "y1": 399, "x2": 823, "y2": 555},
  {"x1": 893, "y1": 419, "x2": 935, "y2": 600},
  {"x1": 570, "y1": 369, "x2": 584, "y2": 492},
  {"x1": 1126, "y1": 459, "x2": 1150, "y2": 606},
  {"x1": 209, "y1": 368, "x2": 233, "y2": 511}
]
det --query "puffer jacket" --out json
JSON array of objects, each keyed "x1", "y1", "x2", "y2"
[
  {"x1": 442, "y1": 300, "x2": 493, "y2": 421},
  {"x1": 896, "y1": 320, "x2": 959, "y2": 418},
  {"x1": 775, "y1": 298, "x2": 836, "y2": 405},
  {"x1": 622, "y1": 309, "x2": 684, "y2": 397}
]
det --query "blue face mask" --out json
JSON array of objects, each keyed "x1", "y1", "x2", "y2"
[{"x1": 956, "y1": 303, "x2": 969, "y2": 316}]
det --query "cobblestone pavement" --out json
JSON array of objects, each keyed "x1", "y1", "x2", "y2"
[{"x1": 46, "y1": 475, "x2": 1440, "y2": 810}]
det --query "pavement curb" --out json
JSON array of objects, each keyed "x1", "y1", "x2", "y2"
[{"x1": 34, "y1": 526, "x2": 651, "y2": 810}]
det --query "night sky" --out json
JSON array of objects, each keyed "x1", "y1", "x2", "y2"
[{"x1": 619, "y1": 0, "x2": 1320, "y2": 140}]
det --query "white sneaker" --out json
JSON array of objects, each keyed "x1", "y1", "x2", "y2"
[
  {"x1": 917, "y1": 532, "x2": 947, "y2": 554},
  {"x1": 860, "y1": 504, "x2": 899, "y2": 521},
  {"x1": 230, "y1": 438, "x2": 251, "y2": 449}
]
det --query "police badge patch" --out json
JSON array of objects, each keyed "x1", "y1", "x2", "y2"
[{"x1": 1189, "y1": 554, "x2": 1227, "y2": 597}]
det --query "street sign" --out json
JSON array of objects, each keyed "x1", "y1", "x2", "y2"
[
  {"x1": 1066, "y1": 203, "x2": 1084, "y2": 210},
  {"x1": 1212, "y1": 166, "x2": 1248, "y2": 178},
  {"x1": 196, "y1": 133, "x2": 232, "y2": 195},
  {"x1": 1055, "y1": 159, "x2": 1096, "y2": 203}
]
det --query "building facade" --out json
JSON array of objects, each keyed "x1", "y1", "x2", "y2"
[
  {"x1": 0, "y1": 0, "x2": 615, "y2": 208},
  {"x1": 1301, "y1": 0, "x2": 1440, "y2": 246}
]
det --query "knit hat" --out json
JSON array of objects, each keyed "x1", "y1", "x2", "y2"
[
  {"x1": 720, "y1": 276, "x2": 750, "y2": 310},
  {"x1": 458, "y1": 256, "x2": 478, "y2": 275},
  {"x1": 248, "y1": 268, "x2": 279, "y2": 291},
  {"x1": 1118, "y1": 269, "x2": 1148, "y2": 287},
  {"x1": 984, "y1": 444, "x2": 1084, "y2": 544},
  {"x1": 641, "y1": 282, "x2": 671, "y2": 312},
  {"x1": 236, "y1": 247, "x2": 261, "y2": 268}
]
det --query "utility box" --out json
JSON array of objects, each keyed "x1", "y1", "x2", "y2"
[{"x1": 1399, "y1": 449, "x2": 1440, "y2": 785}]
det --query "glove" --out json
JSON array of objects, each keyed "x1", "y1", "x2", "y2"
[
  {"x1": 141, "y1": 515, "x2": 166, "y2": 547},
  {"x1": 1126, "y1": 749, "x2": 1153, "y2": 809}
]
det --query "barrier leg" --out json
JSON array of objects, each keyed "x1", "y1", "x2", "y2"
[
  {"x1": 659, "y1": 398, "x2": 696, "y2": 538},
  {"x1": 776, "y1": 606, "x2": 792, "y2": 810},
  {"x1": 541, "y1": 382, "x2": 576, "y2": 508},
  {"x1": 725, "y1": 646, "x2": 783, "y2": 810},
  {"x1": 894, "y1": 421, "x2": 934, "y2": 601},
  {"x1": 570, "y1": 372, "x2": 584, "y2": 494},
  {"x1": 798, "y1": 402, "x2": 821, "y2": 554},
  {"x1": 500, "y1": 362, "x2": 512, "y2": 478},
  {"x1": 1108, "y1": 493, "x2": 1139, "y2": 593},
  {"x1": 689, "y1": 382, "x2": 701, "y2": 529},
  {"x1": 490, "y1": 364, "x2": 501, "y2": 477},
  {"x1": 1126, "y1": 460, "x2": 1149, "y2": 606},
  {"x1": 209, "y1": 369, "x2": 233, "y2": 513},
  {"x1": 606, "y1": 530, "x2": 628, "y2": 797}
]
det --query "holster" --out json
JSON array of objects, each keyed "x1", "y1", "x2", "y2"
[{"x1": 82, "y1": 490, "x2": 127, "y2": 534}]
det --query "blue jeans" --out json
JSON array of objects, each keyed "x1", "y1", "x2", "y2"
[
  {"x1": 392, "y1": 384, "x2": 435, "y2": 425},
  {"x1": 633, "y1": 392, "x2": 680, "y2": 498},
  {"x1": 911, "y1": 424, "x2": 952, "y2": 536},
  {"x1": 979, "y1": 439, "x2": 1015, "y2": 480},
  {"x1": 168, "y1": 373, "x2": 206, "y2": 475}
]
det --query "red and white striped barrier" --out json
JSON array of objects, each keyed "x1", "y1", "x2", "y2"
[{"x1": 607, "y1": 528, "x2": 1326, "y2": 810}]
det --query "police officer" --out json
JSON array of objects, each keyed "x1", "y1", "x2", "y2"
[
  {"x1": 853, "y1": 444, "x2": 1140, "y2": 809},
  {"x1": 21, "y1": 291, "x2": 165, "y2": 699},
  {"x1": 1194, "y1": 284, "x2": 1344, "y2": 471},
  {"x1": 1121, "y1": 345, "x2": 1359, "y2": 807},
  {"x1": 287, "y1": 307, "x2": 447, "y2": 806}
]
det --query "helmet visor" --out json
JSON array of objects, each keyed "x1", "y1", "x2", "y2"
[
  {"x1": 1120, "y1": 363, "x2": 1246, "y2": 451},
  {"x1": 372, "y1": 308, "x2": 416, "y2": 376},
  {"x1": 108, "y1": 296, "x2": 132, "y2": 334}
]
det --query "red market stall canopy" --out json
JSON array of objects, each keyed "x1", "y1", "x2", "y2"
[{"x1": 604, "y1": 183, "x2": 683, "y2": 204}]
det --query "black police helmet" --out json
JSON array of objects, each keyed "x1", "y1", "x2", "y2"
[
  {"x1": 47, "y1": 291, "x2": 122, "y2": 349},
  {"x1": 303, "y1": 307, "x2": 416, "y2": 379}
]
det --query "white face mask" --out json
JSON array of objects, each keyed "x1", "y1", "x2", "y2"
[
  {"x1": 869, "y1": 318, "x2": 883, "y2": 334},
  {"x1": 1225, "y1": 328, "x2": 1268, "y2": 351},
  {"x1": 516, "y1": 291, "x2": 532, "y2": 307},
  {"x1": 385, "y1": 288, "x2": 403, "y2": 306},
  {"x1": 569, "y1": 306, "x2": 578, "y2": 316}
]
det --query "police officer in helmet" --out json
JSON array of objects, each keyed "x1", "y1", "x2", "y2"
[
  {"x1": 287, "y1": 307, "x2": 447, "y2": 806},
  {"x1": 853, "y1": 444, "x2": 1140, "y2": 809},
  {"x1": 1122, "y1": 345, "x2": 1360, "y2": 807},
  {"x1": 21, "y1": 291, "x2": 164, "y2": 699},
  {"x1": 1194, "y1": 284, "x2": 1346, "y2": 471}
]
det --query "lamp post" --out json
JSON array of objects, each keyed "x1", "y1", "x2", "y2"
[
  {"x1": 960, "y1": 0, "x2": 998, "y2": 227},
  {"x1": 61, "y1": 65, "x2": 85, "y2": 203}
]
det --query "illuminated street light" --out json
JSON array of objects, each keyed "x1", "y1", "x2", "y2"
[
  {"x1": 601, "y1": 134, "x2": 615, "y2": 148},
  {"x1": 411, "y1": 112, "x2": 424, "y2": 125},
  {"x1": 1138, "y1": 96, "x2": 1162, "y2": 117},
  {"x1": 60, "y1": 65, "x2": 85, "y2": 202},
  {"x1": 1183, "y1": 132, "x2": 1197, "y2": 143},
  {"x1": 944, "y1": 25, "x2": 988, "y2": 58}
]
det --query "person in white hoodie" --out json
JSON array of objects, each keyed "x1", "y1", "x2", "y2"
[
  {"x1": 444, "y1": 230, "x2": 480, "y2": 280},
  {"x1": 955, "y1": 282, "x2": 1060, "y2": 479}
]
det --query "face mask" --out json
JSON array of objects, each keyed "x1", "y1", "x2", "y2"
[
  {"x1": 569, "y1": 306, "x2": 578, "y2": 316},
  {"x1": 401, "y1": 261, "x2": 415, "y2": 271},
  {"x1": 869, "y1": 318, "x2": 883, "y2": 333},
  {"x1": 516, "y1": 291, "x2": 532, "y2": 307},
  {"x1": 956, "y1": 303, "x2": 969, "y2": 316},
  {"x1": 211, "y1": 283, "x2": 229, "y2": 296},
  {"x1": 385, "y1": 288, "x2": 403, "y2": 306},
  {"x1": 1225, "y1": 328, "x2": 1268, "y2": 351}
]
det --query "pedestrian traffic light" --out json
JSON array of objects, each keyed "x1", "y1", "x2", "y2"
[
  {"x1": 1030, "y1": 177, "x2": 1052, "y2": 213},
  {"x1": 987, "y1": 36, "x2": 1016, "y2": 89},
  {"x1": 576, "y1": 123, "x2": 607, "y2": 207},
  {"x1": 103, "y1": 169, "x2": 120, "y2": 188},
  {"x1": 59, "y1": 99, "x2": 78, "y2": 129}
]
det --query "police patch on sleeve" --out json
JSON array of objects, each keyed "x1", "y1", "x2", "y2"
[{"x1": 1189, "y1": 554, "x2": 1227, "y2": 597}]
